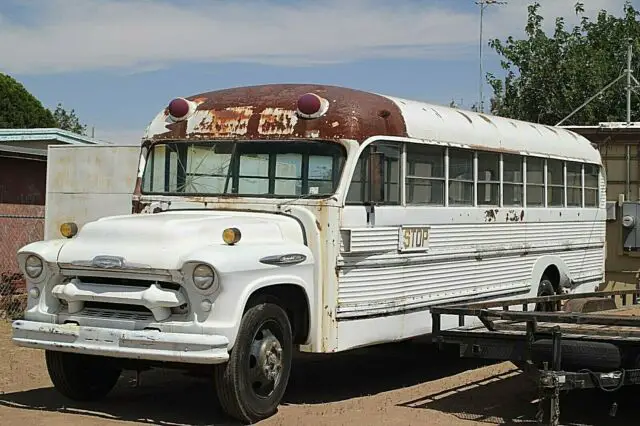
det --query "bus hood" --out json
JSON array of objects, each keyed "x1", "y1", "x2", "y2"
[{"x1": 55, "y1": 210, "x2": 306, "y2": 270}]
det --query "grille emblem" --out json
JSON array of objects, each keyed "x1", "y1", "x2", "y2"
[{"x1": 91, "y1": 255, "x2": 125, "y2": 269}]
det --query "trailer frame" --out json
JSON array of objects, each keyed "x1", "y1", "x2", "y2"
[{"x1": 431, "y1": 289, "x2": 640, "y2": 425}]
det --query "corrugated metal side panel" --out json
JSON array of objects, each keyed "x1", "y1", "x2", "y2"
[
  {"x1": 337, "y1": 221, "x2": 604, "y2": 318},
  {"x1": 349, "y1": 227, "x2": 398, "y2": 252},
  {"x1": 560, "y1": 248, "x2": 605, "y2": 280}
]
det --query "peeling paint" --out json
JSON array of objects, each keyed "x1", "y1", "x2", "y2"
[
  {"x1": 258, "y1": 107, "x2": 298, "y2": 135},
  {"x1": 188, "y1": 106, "x2": 253, "y2": 137},
  {"x1": 484, "y1": 209, "x2": 498, "y2": 223},
  {"x1": 505, "y1": 209, "x2": 524, "y2": 222}
]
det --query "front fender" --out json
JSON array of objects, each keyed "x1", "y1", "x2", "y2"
[
  {"x1": 180, "y1": 243, "x2": 315, "y2": 349},
  {"x1": 17, "y1": 239, "x2": 67, "y2": 266}
]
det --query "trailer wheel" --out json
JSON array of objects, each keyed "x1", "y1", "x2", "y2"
[
  {"x1": 535, "y1": 276, "x2": 559, "y2": 311},
  {"x1": 45, "y1": 351, "x2": 121, "y2": 401},
  {"x1": 214, "y1": 303, "x2": 293, "y2": 424}
]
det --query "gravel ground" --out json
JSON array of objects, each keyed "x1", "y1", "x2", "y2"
[{"x1": 0, "y1": 321, "x2": 637, "y2": 425}]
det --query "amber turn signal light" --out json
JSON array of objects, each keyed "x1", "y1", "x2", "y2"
[
  {"x1": 60, "y1": 222, "x2": 78, "y2": 238},
  {"x1": 222, "y1": 227, "x2": 241, "y2": 245}
]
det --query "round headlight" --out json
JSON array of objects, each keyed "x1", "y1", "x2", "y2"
[
  {"x1": 192, "y1": 264, "x2": 215, "y2": 290},
  {"x1": 25, "y1": 255, "x2": 43, "y2": 279}
]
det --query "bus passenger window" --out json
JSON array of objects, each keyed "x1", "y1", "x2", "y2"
[
  {"x1": 406, "y1": 144, "x2": 444, "y2": 205},
  {"x1": 503, "y1": 154, "x2": 523, "y2": 206},
  {"x1": 526, "y1": 157, "x2": 544, "y2": 206},
  {"x1": 377, "y1": 143, "x2": 401, "y2": 204},
  {"x1": 547, "y1": 159, "x2": 564, "y2": 207},
  {"x1": 477, "y1": 152, "x2": 499, "y2": 205},
  {"x1": 566, "y1": 162, "x2": 582, "y2": 207},
  {"x1": 345, "y1": 141, "x2": 401, "y2": 205},
  {"x1": 448, "y1": 149, "x2": 474, "y2": 205},
  {"x1": 346, "y1": 155, "x2": 367, "y2": 203},
  {"x1": 584, "y1": 164, "x2": 600, "y2": 207}
]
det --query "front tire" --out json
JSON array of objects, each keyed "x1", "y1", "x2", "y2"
[
  {"x1": 214, "y1": 303, "x2": 293, "y2": 424},
  {"x1": 45, "y1": 351, "x2": 122, "y2": 401}
]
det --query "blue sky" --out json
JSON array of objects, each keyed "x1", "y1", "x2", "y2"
[{"x1": 0, "y1": 0, "x2": 634, "y2": 144}]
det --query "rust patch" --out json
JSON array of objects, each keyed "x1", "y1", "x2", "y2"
[
  {"x1": 148, "y1": 84, "x2": 407, "y2": 143},
  {"x1": 191, "y1": 106, "x2": 253, "y2": 136},
  {"x1": 484, "y1": 209, "x2": 498, "y2": 223},
  {"x1": 258, "y1": 107, "x2": 297, "y2": 135}
]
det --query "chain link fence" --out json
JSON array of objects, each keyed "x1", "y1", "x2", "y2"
[{"x1": 1, "y1": 209, "x2": 45, "y2": 320}]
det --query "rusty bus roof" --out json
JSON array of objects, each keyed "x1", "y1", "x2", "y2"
[
  {"x1": 144, "y1": 84, "x2": 406, "y2": 143},
  {"x1": 142, "y1": 83, "x2": 601, "y2": 164}
]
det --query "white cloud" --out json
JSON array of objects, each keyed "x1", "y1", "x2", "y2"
[{"x1": 0, "y1": 0, "x2": 631, "y2": 74}]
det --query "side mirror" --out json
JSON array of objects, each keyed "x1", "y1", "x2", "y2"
[{"x1": 368, "y1": 152, "x2": 385, "y2": 203}]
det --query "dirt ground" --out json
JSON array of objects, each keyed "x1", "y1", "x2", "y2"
[{"x1": 0, "y1": 322, "x2": 637, "y2": 426}]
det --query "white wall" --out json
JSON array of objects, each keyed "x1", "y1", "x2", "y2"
[{"x1": 45, "y1": 145, "x2": 140, "y2": 240}]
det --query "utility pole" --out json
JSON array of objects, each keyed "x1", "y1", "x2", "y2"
[
  {"x1": 476, "y1": 0, "x2": 507, "y2": 113},
  {"x1": 627, "y1": 38, "x2": 633, "y2": 125}
]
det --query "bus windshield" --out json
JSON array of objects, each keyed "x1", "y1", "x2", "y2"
[{"x1": 141, "y1": 140, "x2": 346, "y2": 198}]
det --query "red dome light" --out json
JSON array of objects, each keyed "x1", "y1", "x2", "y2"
[
  {"x1": 297, "y1": 93, "x2": 322, "y2": 115},
  {"x1": 296, "y1": 93, "x2": 328, "y2": 119},
  {"x1": 168, "y1": 97, "x2": 190, "y2": 120}
]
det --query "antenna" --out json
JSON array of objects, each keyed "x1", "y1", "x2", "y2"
[{"x1": 475, "y1": 0, "x2": 507, "y2": 113}]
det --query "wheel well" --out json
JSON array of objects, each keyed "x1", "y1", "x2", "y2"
[
  {"x1": 542, "y1": 265, "x2": 561, "y2": 293},
  {"x1": 244, "y1": 284, "x2": 310, "y2": 345}
]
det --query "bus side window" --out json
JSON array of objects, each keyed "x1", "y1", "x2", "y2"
[
  {"x1": 547, "y1": 159, "x2": 564, "y2": 206},
  {"x1": 346, "y1": 141, "x2": 401, "y2": 205},
  {"x1": 584, "y1": 164, "x2": 599, "y2": 207},
  {"x1": 526, "y1": 157, "x2": 545, "y2": 206},
  {"x1": 503, "y1": 154, "x2": 523, "y2": 206},
  {"x1": 448, "y1": 148, "x2": 474, "y2": 205},
  {"x1": 566, "y1": 162, "x2": 582, "y2": 207},
  {"x1": 477, "y1": 152, "x2": 499, "y2": 206},
  {"x1": 406, "y1": 144, "x2": 445, "y2": 205}
]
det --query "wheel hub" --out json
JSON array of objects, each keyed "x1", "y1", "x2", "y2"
[
  {"x1": 258, "y1": 335, "x2": 283, "y2": 382},
  {"x1": 249, "y1": 328, "x2": 284, "y2": 397}
]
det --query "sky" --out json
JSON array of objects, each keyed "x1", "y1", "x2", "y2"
[{"x1": 0, "y1": 0, "x2": 635, "y2": 145}]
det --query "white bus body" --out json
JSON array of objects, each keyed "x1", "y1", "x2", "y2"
[{"x1": 12, "y1": 85, "x2": 605, "y2": 423}]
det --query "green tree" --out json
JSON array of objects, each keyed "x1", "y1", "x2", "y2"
[
  {"x1": 0, "y1": 73, "x2": 56, "y2": 128},
  {"x1": 52, "y1": 103, "x2": 87, "y2": 135},
  {"x1": 487, "y1": 1, "x2": 640, "y2": 125}
]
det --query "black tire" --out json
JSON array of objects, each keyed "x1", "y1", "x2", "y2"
[
  {"x1": 535, "y1": 275, "x2": 559, "y2": 311},
  {"x1": 214, "y1": 303, "x2": 293, "y2": 424},
  {"x1": 45, "y1": 350, "x2": 121, "y2": 401}
]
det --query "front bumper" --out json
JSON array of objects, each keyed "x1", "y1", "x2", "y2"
[{"x1": 12, "y1": 320, "x2": 230, "y2": 364}]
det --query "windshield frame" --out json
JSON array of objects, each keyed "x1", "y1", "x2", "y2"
[{"x1": 140, "y1": 139, "x2": 348, "y2": 199}]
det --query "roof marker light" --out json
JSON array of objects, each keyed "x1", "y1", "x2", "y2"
[
  {"x1": 167, "y1": 97, "x2": 193, "y2": 121},
  {"x1": 296, "y1": 93, "x2": 329, "y2": 119}
]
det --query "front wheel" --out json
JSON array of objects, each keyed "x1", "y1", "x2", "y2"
[
  {"x1": 214, "y1": 303, "x2": 293, "y2": 424},
  {"x1": 45, "y1": 351, "x2": 122, "y2": 401}
]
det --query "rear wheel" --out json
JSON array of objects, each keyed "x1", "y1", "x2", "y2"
[
  {"x1": 535, "y1": 275, "x2": 559, "y2": 311},
  {"x1": 45, "y1": 351, "x2": 121, "y2": 401},
  {"x1": 214, "y1": 303, "x2": 293, "y2": 424}
]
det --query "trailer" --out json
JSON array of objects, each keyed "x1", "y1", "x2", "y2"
[{"x1": 431, "y1": 289, "x2": 640, "y2": 426}]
